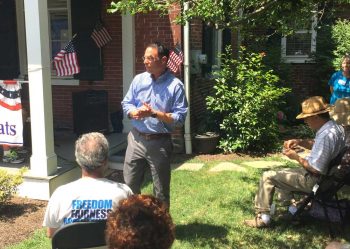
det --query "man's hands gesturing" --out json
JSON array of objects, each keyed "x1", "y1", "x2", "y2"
[{"x1": 129, "y1": 102, "x2": 153, "y2": 120}]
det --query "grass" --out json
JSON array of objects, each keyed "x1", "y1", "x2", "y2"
[
  {"x1": 5, "y1": 155, "x2": 350, "y2": 249},
  {"x1": 5, "y1": 229, "x2": 50, "y2": 249}
]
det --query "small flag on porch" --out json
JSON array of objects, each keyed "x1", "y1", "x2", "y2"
[
  {"x1": 91, "y1": 22, "x2": 112, "y2": 48},
  {"x1": 0, "y1": 80, "x2": 23, "y2": 146},
  {"x1": 167, "y1": 43, "x2": 184, "y2": 73},
  {"x1": 53, "y1": 39, "x2": 80, "y2": 77}
]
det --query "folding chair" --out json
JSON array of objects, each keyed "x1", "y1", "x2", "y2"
[
  {"x1": 292, "y1": 146, "x2": 350, "y2": 238},
  {"x1": 51, "y1": 220, "x2": 107, "y2": 249}
]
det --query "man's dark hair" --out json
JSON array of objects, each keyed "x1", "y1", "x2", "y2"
[
  {"x1": 318, "y1": 112, "x2": 331, "y2": 121},
  {"x1": 147, "y1": 42, "x2": 169, "y2": 59}
]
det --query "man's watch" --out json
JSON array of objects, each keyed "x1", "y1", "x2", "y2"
[{"x1": 151, "y1": 112, "x2": 157, "y2": 118}]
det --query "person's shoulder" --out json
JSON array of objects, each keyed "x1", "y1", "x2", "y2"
[
  {"x1": 322, "y1": 120, "x2": 345, "y2": 137},
  {"x1": 49, "y1": 179, "x2": 81, "y2": 199},
  {"x1": 100, "y1": 178, "x2": 133, "y2": 193},
  {"x1": 166, "y1": 72, "x2": 184, "y2": 87},
  {"x1": 166, "y1": 70, "x2": 181, "y2": 80},
  {"x1": 330, "y1": 119, "x2": 344, "y2": 129},
  {"x1": 334, "y1": 70, "x2": 343, "y2": 77},
  {"x1": 329, "y1": 70, "x2": 342, "y2": 80},
  {"x1": 55, "y1": 178, "x2": 81, "y2": 190},
  {"x1": 131, "y1": 72, "x2": 151, "y2": 86},
  {"x1": 324, "y1": 119, "x2": 339, "y2": 129},
  {"x1": 135, "y1": 71, "x2": 150, "y2": 80}
]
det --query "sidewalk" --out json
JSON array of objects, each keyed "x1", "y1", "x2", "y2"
[{"x1": 106, "y1": 154, "x2": 288, "y2": 183}]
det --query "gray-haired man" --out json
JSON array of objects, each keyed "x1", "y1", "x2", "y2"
[{"x1": 43, "y1": 132, "x2": 133, "y2": 237}]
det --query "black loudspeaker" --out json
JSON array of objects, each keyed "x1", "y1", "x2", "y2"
[{"x1": 72, "y1": 90, "x2": 108, "y2": 135}]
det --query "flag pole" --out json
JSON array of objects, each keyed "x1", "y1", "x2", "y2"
[{"x1": 183, "y1": 1, "x2": 192, "y2": 154}]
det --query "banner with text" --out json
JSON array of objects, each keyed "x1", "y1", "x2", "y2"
[{"x1": 0, "y1": 80, "x2": 23, "y2": 146}]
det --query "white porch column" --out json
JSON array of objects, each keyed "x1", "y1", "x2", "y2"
[
  {"x1": 122, "y1": 14, "x2": 135, "y2": 132},
  {"x1": 24, "y1": 0, "x2": 57, "y2": 176}
]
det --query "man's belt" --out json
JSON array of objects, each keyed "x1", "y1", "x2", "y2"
[{"x1": 133, "y1": 128, "x2": 171, "y2": 140}]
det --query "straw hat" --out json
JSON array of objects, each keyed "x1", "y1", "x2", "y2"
[
  {"x1": 330, "y1": 98, "x2": 350, "y2": 126},
  {"x1": 296, "y1": 96, "x2": 331, "y2": 119}
]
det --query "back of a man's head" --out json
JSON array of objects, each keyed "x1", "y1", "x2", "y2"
[
  {"x1": 75, "y1": 132, "x2": 109, "y2": 171},
  {"x1": 106, "y1": 195, "x2": 175, "y2": 249}
]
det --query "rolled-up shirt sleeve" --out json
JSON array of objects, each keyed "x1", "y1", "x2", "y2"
[
  {"x1": 170, "y1": 83, "x2": 188, "y2": 127},
  {"x1": 121, "y1": 77, "x2": 138, "y2": 116}
]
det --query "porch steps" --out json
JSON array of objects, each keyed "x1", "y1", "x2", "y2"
[{"x1": 109, "y1": 155, "x2": 124, "y2": 170}]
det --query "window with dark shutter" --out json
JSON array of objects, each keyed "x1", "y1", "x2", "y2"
[
  {"x1": 0, "y1": 0, "x2": 19, "y2": 79},
  {"x1": 71, "y1": 0, "x2": 103, "y2": 80},
  {"x1": 202, "y1": 24, "x2": 229, "y2": 77}
]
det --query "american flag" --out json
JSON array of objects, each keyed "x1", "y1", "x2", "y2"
[
  {"x1": 167, "y1": 44, "x2": 184, "y2": 73},
  {"x1": 91, "y1": 22, "x2": 112, "y2": 48},
  {"x1": 53, "y1": 40, "x2": 80, "y2": 76}
]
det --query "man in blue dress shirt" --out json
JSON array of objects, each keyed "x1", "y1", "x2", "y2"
[{"x1": 121, "y1": 42, "x2": 188, "y2": 207}]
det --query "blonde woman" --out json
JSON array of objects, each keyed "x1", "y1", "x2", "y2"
[{"x1": 331, "y1": 98, "x2": 350, "y2": 146}]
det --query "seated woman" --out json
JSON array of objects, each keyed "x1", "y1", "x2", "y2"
[
  {"x1": 330, "y1": 98, "x2": 350, "y2": 146},
  {"x1": 105, "y1": 195, "x2": 175, "y2": 249}
]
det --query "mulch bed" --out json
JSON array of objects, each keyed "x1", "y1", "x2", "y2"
[{"x1": 0, "y1": 197, "x2": 47, "y2": 248}]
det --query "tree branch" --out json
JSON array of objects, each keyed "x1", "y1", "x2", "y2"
[{"x1": 227, "y1": 0, "x2": 279, "y2": 27}]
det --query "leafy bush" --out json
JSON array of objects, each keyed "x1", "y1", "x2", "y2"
[
  {"x1": 0, "y1": 167, "x2": 27, "y2": 206},
  {"x1": 206, "y1": 47, "x2": 290, "y2": 153},
  {"x1": 196, "y1": 112, "x2": 221, "y2": 135},
  {"x1": 332, "y1": 19, "x2": 350, "y2": 69},
  {"x1": 280, "y1": 124, "x2": 315, "y2": 140}
]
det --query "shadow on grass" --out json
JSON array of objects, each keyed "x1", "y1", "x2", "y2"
[
  {"x1": 240, "y1": 215, "x2": 349, "y2": 248},
  {"x1": 278, "y1": 215, "x2": 350, "y2": 241},
  {"x1": 239, "y1": 229, "x2": 323, "y2": 249},
  {"x1": 171, "y1": 153, "x2": 196, "y2": 164},
  {"x1": 234, "y1": 217, "x2": 344, "y2": 248},
  {"x1": 175, "y1": 222, "x2": 228, "y2": 247}
]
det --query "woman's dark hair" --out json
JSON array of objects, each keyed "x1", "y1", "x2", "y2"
[{"x1": 106, "y1": 195, "x2": 175, "y2": 249}]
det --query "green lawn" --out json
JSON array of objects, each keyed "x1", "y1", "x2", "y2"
[{"x1": 5, "y1": 156, "x2": 350, "y2": 249}]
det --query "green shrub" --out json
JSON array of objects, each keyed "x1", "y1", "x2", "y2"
[
  {"x1": 0, "y1": 168, "x2": 27, "y2": 205},
  {"x1": 280, "y1": 124, "x2": 315, "y2": 140},
  {"x1": 332, "y1": 19, "x2": 350, "y2": 69},
  {"x1": 206, "y1": 47, "x2": 290, "y2": 153}
]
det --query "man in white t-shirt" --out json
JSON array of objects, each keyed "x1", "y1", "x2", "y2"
[{"x1": 43, "y1": 132, "x2": 133, "y2": 237}]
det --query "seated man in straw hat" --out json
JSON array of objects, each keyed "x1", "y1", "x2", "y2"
[
  {"x1": 244, "y1": 96, "x2": 345, "y2": 228},
  {"x1": 330, "y1": 98, "x2": 350, "y2": 146}
]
